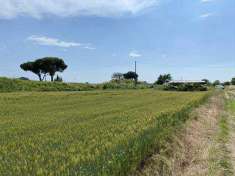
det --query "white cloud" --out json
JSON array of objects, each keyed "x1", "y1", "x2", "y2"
[
  {"x1": 83, "y1": 46, "x2": 96, "y2": 50},
  {"x1": 129, "y1": 51, "x2": 142, "y2": 58},
  {"x1": 201, "y1": 0, "x2": 214, "y2": 3},
  {"x1": 28, "y1": 36, "x2": 81, "y2": 47},
  {"x1": 0, "y1": 0, "x2": 159, "y2": 19},
  {"x1": 28, "y1": 35, "x2": 95, "y2": 49},
  {"x1": 199, "y1": 13, "x2": 213, "y2": 18}
]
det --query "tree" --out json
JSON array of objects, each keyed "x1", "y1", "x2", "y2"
[
  {"x1": 39, "y1": 57, "x2": 67, "y2": 82},
  {"x1": 202, "y1": 79, "x2": 210, "y2": 85},
  {"x1": 223, "y1": 81, "x2": 231, "y2": 86},
  {"x1": 155, "y1": 74, "x2": 172, "y2": 85},
  {"x1": 20, "y1": 61, "x2": 44, "y2": 81},
  {"x1": 231, "y1": 78, "x2": 235, "y2": 85},
  {"x1": 20, "y1": 57, "x2": 67, "y2": 82},
  {"x1": 54, "y1": 75, "x2": 63, "y2": 82},
  {"x1": 213, "y1": 80, "x2": 220, "y2": 86},
  {"x1": 112, "y1": 73, "x2": 123, "y2": 80},
  {"x1": 123, "y1": 71, "x2": 138, "y2": 82}
]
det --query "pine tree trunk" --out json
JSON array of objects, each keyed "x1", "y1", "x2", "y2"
[
  {"x1": 51, "y1": 75, "x2": 54, "y2": 82},
  {"x1": 38, "y1": 74, "x2": 42, "y2": 81}
]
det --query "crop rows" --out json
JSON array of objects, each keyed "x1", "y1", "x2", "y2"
[{"x1": 0, "y1": 90, "x2": 209, "y2": 175}]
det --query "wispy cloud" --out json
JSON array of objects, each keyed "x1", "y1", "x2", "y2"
[
  {"x1": 28, "y1": 35, "x2": 95, "y2": 49},
  {"x1": 129, "y1": 51, "x2": 142, "y2": 58},
  {"x1": 201, "y1": 0, "x2": 214, "y2": 3},
  {"x1": 83, "y1": 45, "x2": 96, "y2": 50},
  {"x1": 28, "y1": 36, "x2": 81, "y2": 48},
  {"x1": 199, "y1": 13, "x2": 213, "y2": 18},
  {"x1": 0, "y1": 0, "x2": 159, "y2": 19}
]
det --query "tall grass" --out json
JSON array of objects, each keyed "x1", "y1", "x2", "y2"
[
  {"x1": 0, "y1": 90, "x2": 209, "y2": 175},
  {"x1": 208, "y1": 95, "x2": 234, "y2": 176},
  {"x1": 0, "y1": 77, "x2": 152, "y2": 92},
  {"x1": 0, "y1": 77, "x2": 97, "y2": 92}
]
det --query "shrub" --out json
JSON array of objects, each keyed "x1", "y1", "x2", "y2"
[
  {"x1": 164, "y1": 83, "x2": 208, "y2": 91},
  {"x1": 0, "y1": 77, "x2": 97, "y2": 92},
  {"x1": 231, "y1": 78, "x2": 235, "y2": 85}
]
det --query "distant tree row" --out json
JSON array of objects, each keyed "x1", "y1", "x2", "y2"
[
  {"x1": 20, "y1": 57, "x2": 67, "y2": 82},
  {"x1": 20, "y1": 57, "x2": 235, "y2": 87},
  {"x1": 111, "y1": 71, "x2": 235, "y2": 88},
  {"x1": 112, "y1": 72, "x2": 138, "y2": 82},
  {"x1": 220, "y1": 78, "x2": 235, "y2": 86},
  {"x1": 211, "y1": 78, "x2": 235, "y2": 86},
  {"x1": 154, "y1": 75, "x2": 235, "y2": 87}
]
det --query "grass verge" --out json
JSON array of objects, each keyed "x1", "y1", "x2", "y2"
[
  {"x1": 133, "y1": 91, "x2": 221, "y2": 176},
  {"x1": 208, "y1": 94, "x2": 234, "y2": 176}
]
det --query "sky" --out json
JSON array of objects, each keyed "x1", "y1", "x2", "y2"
[{"x1": 0, "y1": 0, "x2": 234, "y2": 83}]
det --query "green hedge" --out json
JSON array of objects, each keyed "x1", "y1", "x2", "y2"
[
  {"x1": 0, "y1": 77, "x2": 97, "y2": 92},
  {"x1": 100, "y1": 80, "x2": 152, "y2": 90},
  {"x1": 164, "y1": 83, "x2": 208, "y2": 91},
  {"x1": 0, "y1": 77, "x2": 153, "y2": 92}
]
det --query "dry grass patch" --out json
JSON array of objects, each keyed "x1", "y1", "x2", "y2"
[{"x1": 133, "y1": 93, "x2": 224, "y2": 176}]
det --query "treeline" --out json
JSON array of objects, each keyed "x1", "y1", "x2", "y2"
[
  {"x1": 216, "y1": 78, "x2": 235, "y2": 86},
  {"x1": 15, "y1": 56, "x2": 234, "y2": 92}
]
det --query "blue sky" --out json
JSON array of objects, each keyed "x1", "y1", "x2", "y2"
[{"x1": 0, "y1": 0, "x2": 234, "y2": 83}]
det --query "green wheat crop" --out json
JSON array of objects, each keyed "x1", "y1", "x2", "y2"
[{"x1": 0, "y1": 90, "x2": 209, "y2": 175}]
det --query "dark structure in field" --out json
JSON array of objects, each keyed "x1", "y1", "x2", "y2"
[
  {"x1": 168, "y1": 80, "x2": 206, "y2": 85},
  {"x1": 165, "y1": 80, "x2": 207, "y2": 91}
]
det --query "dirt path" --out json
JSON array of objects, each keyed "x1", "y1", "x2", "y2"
[{"x1": 133, "y1": 93, "x2": 225, "y2": 176}]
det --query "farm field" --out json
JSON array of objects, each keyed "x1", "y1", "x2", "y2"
[{"x1": 0, "y1": 90, "x2": 209, "y2": 175}]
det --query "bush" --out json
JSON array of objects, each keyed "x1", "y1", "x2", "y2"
[
  {"x1": 0, "y1": 77, "x2": 154, "y2": 92},
  {"x1": 223, "y1": 82, "x2": 231, "y2": 86},
  {"x1": 231, "y1": 78, "x2": 235, "y2": 85},
  {"x1": 0, "y1": 77, "x2": 97, "y2": 92},
  {"x1": 18, "y1": 77, "x2": 30, "y2": 80},
  {"x1": 101, "y1": 80, "x2": 151, "y2": 90},
  {"x1": 164, "y1": 83, "x2": 208, "y2": 91}
]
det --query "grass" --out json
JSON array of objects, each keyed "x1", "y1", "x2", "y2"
[
  {"x1": 134, "y1": 91, "x2": 220, "y2": 176},
  {"x1": 101, "y1": 80, "x2": 151, "y2": 90},
  {"x1": 0, "y1": 77, "x2": 151, "y2": 93},
  {"x1": 0, "y1": 77, "x2": 97, "y2": 92},
  {"x1": 208, "y1": 95, "x2": 234, "y2": 176},
  {"x1": 209, "y1": 115, "x2": 233, "y2": 176},
  {"x1": 0, "y1": 90, "x2": 209, "y2": 175}
]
